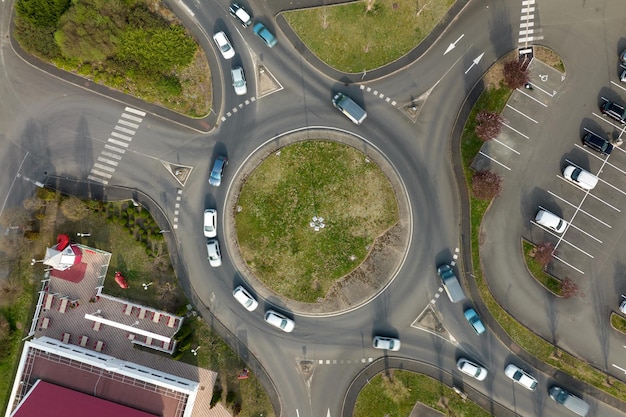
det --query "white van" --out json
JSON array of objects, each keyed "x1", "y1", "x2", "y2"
[
  {"x1": 535, "y1": 209, "x2": 567, "y2": 234},
  {"x1": 549, "y1": 386, "x2": 590, "y2": 417}
]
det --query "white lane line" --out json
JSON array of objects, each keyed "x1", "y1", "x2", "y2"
[
  {"x1": 502, "y1": 123, "x2": 529, "y2": 139},
  {"x1": 586, "y1": 191, "x2": 621, "y2": 212},
  {"x1": 478, "y1": 151, "x2": 511, "y2": 170},
  {"x1": 87, "y1": 175, "x2": 108, "y2": 185},
  {"x1": 548, "y1": 190, "x2": 611, "y2": 230},
  {"x1": 107, "y1": 138, "x2": 129, "y2": 148},
  {"x1": 515, "y1": 88, "x2": 548, "y2": 107},
  {"x1": 118, "y1": 119, "x2": 139, "y2": 129},
  {"x1": 114, "y1": 126, "x2": 136, "y2": 135},
  {"x1": 94, "y1": 163, "x2": 116, "y2": 172},
  {"x1": 104, "y1": 144, "x2": 126, "y2": 154},
  {"x1": 121, "y1": 113, "x2": 143, "y2": 123},
  {"x1": 597, "y1": 176, "x2": 626, "y2": 197},
  {"x1": 97, "y1": 157, "x2": 119, "y2": 167},
  {"x1": 591, "y1": 112, "x2": 624, "y2": 131},
  {"x1": 552, "y1": 255, "x2": 585, "y2": 274},
  {"x1": 506, "y1": 104, "x2": 538, "y2": 123},
  {"x1": 492, "y1": 138, "x2": 521, "y2": 154},
  {"x1": 611, "y1": 81, "x2": 626, "y2": 93},
  {"x1": 111, "y1": 131, "x2": 133, "y2": 141},
  {"x1": 90, "y1": 169, "x2": 112, "y2": 179},
  {"x1": 124, "y1": 107, "x2": 146, "y2": 117},
  {"x1": 101, "y1": 151, "x2": 123, "y2": 160}
]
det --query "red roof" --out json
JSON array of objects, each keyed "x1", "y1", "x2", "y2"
[{"x1": 12, "y1": 380, "x2": 159, "y2": 417}]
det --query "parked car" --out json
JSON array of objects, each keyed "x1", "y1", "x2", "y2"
[
  {"x1": 203, "y1": 209, "x2": 217, "y2": 238},
  {"x1": 229, "y1": 3, "x2": 252, "y2": 27},
  {"x1": 264, "y1": 310, "x2": 294, "y2": 332},
  {"x1": 582, "y1": 131, "x2": 613, "y2": 156},
  {"x1": 253, "y1": 22, "x2": 277, "y2": 48},
  {"x1": 372, "y1": 336, "x2": 401, "y2": 351},
  {"x1": 620, "y1": 296, "x2": 626, "y2": 314},
  {"x1": 620, "y1": 49, "x2": 626, "y2": 64},
  {"x1": 601, "y1": 100, "x2": 626, "y2": 124},
  {"x1": 233, "y1": 286, "x2": 258, "y2": 311},
  {"x1": 504, "y1": 364, "x2": 538, "y2": 391},
  {"x1": 535, "y1": 209, "x2": 567, "y2": 234},
  {"x1": 213, "y1": 31, "x2": 235, "y2": 59},
  {"x1": 563, "y1": 165, "x2": 598, "y2": 190},
  {"x1": 209, "y1": 155, "x2": 228, "y2": 187},
  {"x1": 456, "y1": 358, "x2": 488, "y2": 381},
  {"x1": 206, "y1": 239, "x2": 222, "y2": 267},
  {"x1": 231, "y1": 66, "x2": 247, "y2": 96},
  {"x1": 464, "y1": 308, "x2": 486, "y2": 335}
]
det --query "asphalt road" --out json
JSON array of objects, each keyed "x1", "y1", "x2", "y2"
[{"x1": 2, "y1": 0, "x2": 626, "y2": 416}]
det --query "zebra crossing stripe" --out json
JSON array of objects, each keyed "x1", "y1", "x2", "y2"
[
  {"x1": 90, "y1": 169, "x2": 112, "y2": 178},
  {"x1": 107, "y1": 138, "x2": 129, "y2": 148},
  {"x1": 117, "y1": 119, "x2": 139, "y2": 129},
  {"x1": 87, "y1": 175, "x2": 108, "y2": 184},
  {"x1": 124, "y1": 107, "x2": 146, "y2": 116},
  {"x1": 121, "y1": 113, "x2": 143, "y2": 123},
  {"x1": 104, "y1": 144, "x2": 126, "y2": 154},
  {"x1": 111, "y1": 131, "x2": 133, "y2": 141},
  {"x1": 97, "y1": 157, "x2": 119, "y2": 166},
  {"x1": 94, "y1": 163, "x2": 116, "y2": 172},
  {"x1": 101, "y1": 151, "x2": 122, "y2": 160},
  {"x1": 114, "y1": 125, "x2": 136, "y2": 135}
]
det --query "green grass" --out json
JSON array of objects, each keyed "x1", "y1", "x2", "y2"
[
  {"x1": 611, "y1": 313, "x2": 626, "y2": 334},
  {"x1": 462, "y1": 86, "x2": 626, "y2": 399},
  {"x1": 235, "y1": 141, "x2": 398, "y2": 302},
  {"x1": 283, "y1": 0, "x2": 455, "y2": 72},
  {"x1": 521, "y1": 241, "x2": 561, "y2": 294},
  {"x1": 353, "y1": 370, "x2": 491, "y2": 417}
]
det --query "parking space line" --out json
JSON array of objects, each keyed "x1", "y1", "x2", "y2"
[
  {"x1": 527, "y1": 82, "x2": 556, "y2": 97},
  {"x1": 574, "y1": 144, "x2": 609, "y2": 162},
  {"x1": 547, "y1": 190, "x2": 611, "y2": 230},
  {"x1": 611, "y1": 81, "x2": 626, "y2": 93},
  {"x1": 515, "y1": 88, "x2": 548, "y2": 107},
  {"x1": 591, "y1": 112, "x2": 625, "y2": 131},
  {"x1": 552, "y1": 254, "x2": 585, "y2": 274},
  {"x1": 492, "y1": 138, "x2": 520, "y2": 154},
  {"x1": 506, "y1": 104, "x2": 538, "y2": 123},
  {"x1": 501, "y1": 123, "x2": 529, "y2": 139},
  {"x1": 563, "y1": 158, "x2": 622, "y2": 210},
  {"x1": 478, "y1": 151, "x2": 511, "y2": 170},
  {"x1": 598, "y1": 175, "x2": 626, "y2": 196},
  {"x1": 532, "y1": 221, "x2": 594, "y2": 257},
  {"x1": 586, "y1": 191, "x2": 621, "y2": 212}
]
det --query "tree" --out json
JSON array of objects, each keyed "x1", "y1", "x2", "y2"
[
  {"x1": 15, "y1": 0, "x2": 71, "y2": 27},
  {"x1": 60, "y1": 196, "x2": 88, "y2": 221},
  {"x1": 559, "y1": 277, "x2": 579, "y2": 298},
  {"x1": 475, "y1": 110, "x2": 504, "y2": 141},
  {"x1": 471, "y1": 170, "x2": 503, "y2": 201},
  {"x1": 503, "y1": 59, "x2": 530, "y2": 90},
  {"x1": 534, "y1": 241, "x2": 555, "y2": 268}
]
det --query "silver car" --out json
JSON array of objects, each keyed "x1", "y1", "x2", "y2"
[
  {"x1": 212, "y1": 31, "x2": 235, "y2": 60},
  {"x1": 206, "y1": 239, "x2": 222, "y2": 267},
  {"x1": 264, "y1": 310, "x2": 294, "y2": 332},
  {"x1": 231, "y1": 66, "x2": 247, "y2": 96},
  {"x1": 203, "y1": 209, "x2": 217, "y2": 238},
  {"x1": 233, "y1": 286, "x2": 258, "y2": 311},
  {"x1": 456, "y1": 358, "x2": 488, "y2": 381},
  {"x1": 504, "y1": 364, "x2": 538, "y2": 391},
  {"x1": 372, "y1": 336, "x2": 401, "y2": 351}
]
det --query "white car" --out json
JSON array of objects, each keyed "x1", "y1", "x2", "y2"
[
  {"x1": 535, "y1": 209, "x2": 567, "y2": 234},
  {"x1": 563, "y1": 165, "x2": 598, "y2": 190},
  {"x1": 231, "y1": 66, "x2": 247, "y2": 96},
  {"x1": 264, "y1": 310, "x2": 294, "y2": 332},
  {"x1": 372, "y1": 336, "x2": 401, "y2": 351},
  {"x1": 229, "y1": 3, "x2": 252, "y2": 27},
  {"x1": 504, "y1": 364, "x2": 538, "y2": 391},
  {"x1": 233, "y1": 286, "x2": 258, "y2": 311},
  {"x1": 206, "y1": 239, "x2": 222, "y2": 267},
  {"x1": 456, "y1": 358, "x2": 488, "y2": 381},
  {"x1": 213, "y1": 31, "x2": 235, "y2": 60},
  {"x1": 203, "y1": 209, "x2": 217, "y2": 238}
]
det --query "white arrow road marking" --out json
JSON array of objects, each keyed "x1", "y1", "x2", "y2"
[
  {"x1": 444, "y1": 34, "x2": 465, "y2": 55},
  {"x1": 465, "y1": 52, "x2": 485, "y2": 74}
]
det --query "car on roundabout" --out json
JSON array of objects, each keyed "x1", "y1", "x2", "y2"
[
  {"x1": 372, "y1": 336, "x2": 401, "y2": 351},
  {"x1": 456, "y1": 358, "x2": 487, "y2": 381},
  {"x1": 206, "y1": 239, "x2": 222, "y2": 267},
  {"x1": 213, "y1": 31, "x2": 235, "y2": 60},
  {"x1": 231, "y1": 66, "x2": 247, "y2": 96},
  {"x1": 209, "y1": 155, "x2": 228, "y2": 187},
  {"x1": 264, "y1": 310, "x2": 294, "y2": 332},
  {"x1": 203, "y1": 209, "x2": 217, "y2": 238},
  {"x1": 233, "y1": 286, "x2": 258, "y2": 311},
  {"x1": 504, "y1": 363, "x2": 538, "y2": 391},
  {"x1": 463, "y1": 308, "x2": 486, "y2": 335},
  {"x1": 253, "y1": 22, "x2": 277, "y2": 48},
  {"x1": 229, "y1": 3, "x2": 252, "y2": 27}
]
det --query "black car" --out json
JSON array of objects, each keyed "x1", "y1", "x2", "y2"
[
  {"x1": 582, "y1": 132, "x2": 613, "y2": 155},
  {"x1": 601, "y1": 100, "x2": 626, "y2": 124}
]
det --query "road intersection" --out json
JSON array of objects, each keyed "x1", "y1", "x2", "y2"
[{"x1": 2, "y1": 0, "x2": 626, "y2": 416}]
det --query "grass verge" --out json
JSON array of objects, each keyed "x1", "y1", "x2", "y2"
[
  {"x1": 521, "y1": 241, "x2": 561, "y2": 294},
  {"x1": 353, "y1": 370, "x2": 491, "y2": 417},
  {"x1": 235, "y1": 141, "x2": 398, "y2": 302},
  {"x1": 283, "y1": 0, "x2": 455, "y2": 72},
  {"x1": 611, "y1": 313, "x2": 626, "y2": 334}
]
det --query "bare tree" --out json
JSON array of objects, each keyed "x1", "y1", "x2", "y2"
[
  {"x1": 503, "y1": 59, "x2": 530, "y2": 89},
  {"x1": 534, "y1": 241, "x2": 555, "y2": 268},
  {"x1": 559, "y1": 277, "x2": 579, "y2": 298},
  {"x1": 471, "y1": 170, "x2": 503, "y2": 201},
  {"x1": 475, "y1": 110, "x2": 504, "y2": 141},
  {"x1": 60, "y1": 196, "x2": 88, "y2": 221}
]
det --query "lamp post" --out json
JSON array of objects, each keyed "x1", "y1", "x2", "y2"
[
  {"x1": 30, "y1": 258, "x2": 44, "y2": 266},
  {"x1": 191, "y1": 346, "x2": 201, "y2": 356},
  {"x1": 142, "y1": 282, "x2": 153, "y2": 290}
]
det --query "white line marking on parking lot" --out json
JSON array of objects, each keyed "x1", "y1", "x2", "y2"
[
  {"x1": 527, "y1": 82, "x2": 555, "y2": 97},
  {"x1": 501, "y1": 123, "x2": 529, "y2": 139},
  {"x1": 492, "y1": 138, "x2": 520, "y2": 154},
  {"x1": 478, "y1": 151, "x2": 511, "y2": 170},
  {"x1": 532, "y1": 219, "x2": 594, "y2": 257},
  {"x1": 592, "y1": 112, "x2": 624, "y2": 131},
  {"x1": 506, "y1": 104, "x2": 538, "y2": 123},
  {"x1": 515, "y1": 88, "x2": 548, "y2": 107},
  {"x1": 610, "y1": 81, "x2": 626, "y2": 93},
  {"x1": 553, "y1": 254, "x2": 585, "y2": 274},
  {"x1": 586, "y1": 191, "x2": 621, "y2": 212},
  {"x1": 547, "y1": 191, "x2": 610, "y2": 230}
]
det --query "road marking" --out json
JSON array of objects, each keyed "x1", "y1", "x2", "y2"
[
  {"x1": 526, "y1": 82, "x2": 555, "y2": 97},
  {"x1": 111, "y1": 131, "x2": 133, "y2": 141},
  {"x1": 117, "y1": 119, "x2": 139, "y2": 129},
  {"x1": 520, "y1": 21, "x2": 534, "y2": 28},
  {"x1": 87, "y1": 175, "x2": 108, "y2": 184},
  {"x1": 89, "y1": 169, "x2": 112, "y2": 179},
  {"x1": 506, "y1": 104, "x2": 538, "y2": 123},
  {"x1": 515, "y1": 88, "x2": 548, "y2": 107},
  {"x1": 531, "y1": 220, "x2": 594, "y2": 258},
  {"x1": 97, "y1": 157, "x2": 119, "y2": 167},
  {"x1": 611, "y1": 81, "x2": 626, "y2": 93},
  {"x1": 104, "y1": 144, "x2": 126, "y2": 154},
  {"x1": 548, "y1": 190, "x2": 611, "y2": 229},
  {"x1": 492, "y1": 138, "x2": 521, "y2": 154},
  {"x1": 591, "y1": 112, "x2": 624, "y2": 130},
  {"x1": 121, "y1": 113, "x2": 143, "y2": 123},
  {"x1": 586, "y1": 191, "x2": 621, "y2": 212},
  {"x1": 124, "y1": 107, "x2": 146, "y2": 116},
  {"x1": 552, "y1": 254, "x2": 585, "y2": 274},
  {"x1": 114, "y1": 125, "x2": 136, "y2": 135},
  {"x1": 101, "y1": 151, "x2": 122, "y2": 160},
  {"x1": 501, "y1": 122, "x2": 529, "y2": 139},
  {"x1": 93, "y1": 163, "x2": 116, "y2": 172},
  {"x1": 478, "y1": 151, "x2": 511, "y2": 170},
  {"x1": 107, "y1": 138, "x2": 129, "y2": 148}
]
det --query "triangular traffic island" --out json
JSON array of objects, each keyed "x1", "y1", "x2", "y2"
[
  {"x1": 162, "y1": 161, "x2": 193, "y2": 187},
  {"x1": 412, "y1": 305, "x2": 451, "y2": 340},
  {"x1": 257, "y1": 64, "x2": 283, "y2": 98},
  {"x1": 401, "y1": 88, "x2": 434, "y2": 123}
]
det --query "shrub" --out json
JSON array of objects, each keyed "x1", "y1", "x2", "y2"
[
  {"x1": 534, "y1": 241, "x2": 555, "y2": 268},
  {"x1": 471, "y1": 170, "x2": 503, "y2": 200},
  {"x1": 503, "y1": 59, "x2": 530, "y2": 89},
  {"x1": 559, "y1": 277, "x2": 579, "y2": 298},
  {"x1": 475, "y1": 110, "x2": 504, "y2": 141}
]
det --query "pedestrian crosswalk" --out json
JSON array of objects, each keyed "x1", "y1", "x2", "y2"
[
  {"x1": 518, "y1": 0, "x2": 543, "y2": 45},
  {"x1": 87, "y1": 107, "x2": 145, "y2": 185}
]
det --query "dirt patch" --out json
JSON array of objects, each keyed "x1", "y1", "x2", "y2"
[{"x1": 534, "y1": 45, "x2": 565, "y2": 73}]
